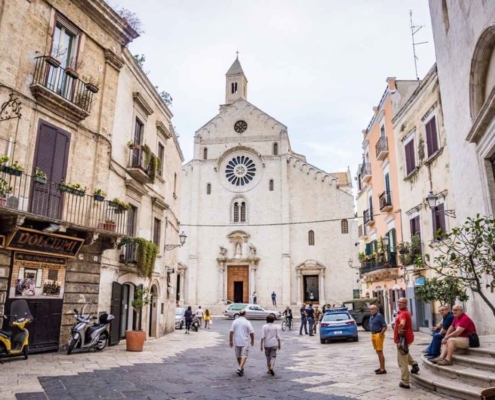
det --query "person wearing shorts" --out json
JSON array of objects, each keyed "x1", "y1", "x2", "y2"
[
  {"x1": 260, "y1": 314, "x2": 281, "y2": 376},
  {"x1": 229, "y1": 310, "x2": 254, "y2": 376},
  {"x1": 369, "y1": 305, "x2": 387, "y2": 374}
]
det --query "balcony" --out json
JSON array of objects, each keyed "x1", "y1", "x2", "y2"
[
  {"x1": 0, "y1": 170, "x2": 128, "y2": 235},
  {"x1": 375, "y1": 137, "x2": 389, "y2": 161},
  {"x1": 363, "y1": 208, "x2": 374, "y2": 226},
  {"x1": 361, "y1": 163, "x2": 372, "y2": 183},
  {"x1": 379, "y1": 190, "x2": 393, "y2": 212},
  {"x1": 30, "y1": 56, "x2": 96, "y2": 123},
  {"x1": 127, "y1": 147, "x2": 152, "y2": 185},
  {"x1": 359, "y1": 252, "x2": 398, "y2": 280}
]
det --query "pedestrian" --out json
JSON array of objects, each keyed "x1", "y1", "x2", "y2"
[
  {"x1": 229, "y1": 310, "x2": 254, "y2": 376},
  {"x1": 195, "y1": 306, "x2": 204, "y2": 327},
  {"x1": 394, "y1": 297, "x2": 420, "y2": 389},
  {"x1": 309, "y1": 292, "x2": 315, "y2": 301},
  {"x1": 306, "y1": 303, "x2": 315, "y2": 336},
  {"x1": 260, "y1": 314, "x2": 281, "y2": 376},
  {"x1": 313, "y1": 305, "x2": 321, "y2": 334},
  {"x1": 282, "y1": 305, "x2": 293, "y2": 328},
  {"x1": 299, "y1": 303, "x2": 308, "y2": 335},
  {"x1": 271, "y1": 291, "x2": 277, "y2": 306},
  {"x1": 184, "y1": 306, "x2": 193, "y2": 334},
  {"x1": 369, "y1": 304, "x2": 387, "y2": 374},
  {"x1": 252, "y1": 292, "x2": 257, "y2": 304},
  {"x1": 431, "y1": 305, "x2": 477, "y2": 366},
  {"x1": 423, "y1": 305, "x2": 454, "y2": 359},
  {"x1": 204, "y1": 309, "x2": 211, "y2": 329}
]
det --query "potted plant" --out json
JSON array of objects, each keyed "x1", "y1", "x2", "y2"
[
  {"x1": 93, "y1": 188, "x2": 107, "y2": 202},
  {"x1": 110, "y1": 197, "x2": 131, "y2": 213},
  {"x1": 99, "y1": 219, "x2": 116, "y2": 232},
  {"x1": 64, "y1": 57, "x2": 79, "y2": 79},
  {"x1": 4, "y1": 160, "x2": 23, "y2": 176},
  {"x1": 84, "y1": 74, "x2": 100, "y2": 94},
  {"x1": 58, "y1": 180, "x2": 70, "y2": 193},
  {"x1": 45, "y1": 45, "x2": 67, "y2": 68},
  {"x1": 127, "y1": 140, "x2": 140, "y2": 150},
  {"x1": 0, "y1": 178, "x2": 11, "y2": 206},
  {"x1": 70, "y1": 183, "x2": 86, "y2": 196},
  {"x1": 34, "y1": 167, "x2": 48, "y2": 184},
  {"x1": 0, "y1": 156, "x2": 8, "y2": 172},
  {"x1": 126, "y1": 287, "x2": 151, "y2": 352}
]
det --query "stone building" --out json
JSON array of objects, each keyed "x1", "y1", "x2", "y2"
[
  {"x1": 179, "y1": 57, "x2": 356, "y2": 310},
  {"x1": 355, "y1": 77, "x2": 419, "y2": 323},
  {"x1": 429, "y1": 0, "x2": 495, "y2": 334},
  {"x1": 391, "y1": 64, "x2": 456, "y2": 331},
  {"x1": 0, "y1": 0, "x2": 182, "y2": 352}
]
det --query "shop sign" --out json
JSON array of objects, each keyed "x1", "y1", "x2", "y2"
[
  {"x1": 353, "y1": 289, "x2": 360, "y2": 299},
  {"x1": 6, "y1": 228, "x2": 84, "y2": 258},
  {"x1": 14, "y1": 252, "x2": 67, "y2": 266},
  {"x1": 414, "y1": 276, "x2": 425, "y2": 287}
]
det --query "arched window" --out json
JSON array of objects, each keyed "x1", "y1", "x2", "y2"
[
  {"x1": 233, "y1": 202, "x2": 239, "y2": 222},
  {"x1": 206, "y1": 183, "x2": 211, "y2": 195},
  {"x1": 308, "y1": 230, "x2": 315, "y2": 246},
  {"x1": 232, "y1": 197, "x2": 248, "y2": 223},
  {"x1": 273, "y1": 143, "x2": 278, "y2": 156},
  {"x1": 240, "y1": 202, "x2": 246, "y2": 222},
  {"x1": 269, "y1": 179, "x2": 274, "y2": 191},
  {"x1": 341, "y1": 219, "x2": 349, "y2": 234},
  {"x1": 203, "y1": 147, "x2": 208, "y2": 160}
]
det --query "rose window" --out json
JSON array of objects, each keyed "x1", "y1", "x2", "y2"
[{"x1": 225, "y1": 156, "x2": 256, "y2": 186}]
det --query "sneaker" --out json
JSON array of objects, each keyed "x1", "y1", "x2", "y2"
[
  {"x1": 399, "y1": 382, "x2": 410, "y2": 389},
  {"x1": 411, "y1": 363, "x2": 420, "y2": 374},
  {"x1": 430, "y1": 357, "x2": 444, "y2": 364},
  {"x1": 436, "y1": 359, "x2": 453, "y2": 366},
  {"x1": 375, "y1": 370, "x2": 387, "y2": 375},
  {"x1": 236, "y1": 369, "x2": 243, "y2": 376}
]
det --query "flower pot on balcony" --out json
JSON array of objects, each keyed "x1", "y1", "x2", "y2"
[
  {"x1": 45, "y1": 56, "x2": 61, "y2": 68},
  {"x1": 126, "y1": 330, "x2": 146, "y2": 352},
  {"x1": 93, "y1": 194, "x2": 105, "y2": 202},
  {"x1": 58, "y1": 184, "x2": 69, "y2": 193},
  {"x1": 85, "y1": 83, "x2": 99, "y2": 94},
  {"x1": 73, "y1": 189, "x2": 85, "y2": 196},
  {"x1": 98, "y1": 222, "x2": 116, "y2": 232},
  {"x1": 65, "y1": 68, "x2": 79, "y2": 79},
  {"x1": 34, "y1": 176, "x2": 47, "y2": 184},
  {"x1": 114, "y1": 208, "x2": 124, "y2": 214},
  {"x1": 4, "y1": 167, "x2": 22, "y2": 177}
]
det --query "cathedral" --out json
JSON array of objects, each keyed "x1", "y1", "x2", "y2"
[{"x1": 178, "y1": 57, "x2": 356, "y2": 309}]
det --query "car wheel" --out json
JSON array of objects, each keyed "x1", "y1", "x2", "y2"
[
  {"x1": 353, "y1": 336, "x2": 359, "y2": 342},
  {"x1": 320, "y1": 339, "x2": 325, "y2": 344},
  {"x1": 233, "y1": 314, "x2": 240, "y2": 319},
  {"x1": 362, "y1": 318, "x2": 371, "y2": 331}
]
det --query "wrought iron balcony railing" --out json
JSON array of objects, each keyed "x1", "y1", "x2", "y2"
[
  {"x1": 32, "y1": 56, "x2": 96, "y2": 115},
  {"x1": 361, "y1": 163, "x2": 372, "y2": 182},
  {"x1": 363, "y1": 208, "x2": 374, "y2": 225},
  {"x1": 0, "y1": 170, "x2": 127, "y2": 234},
  {"x1": 359, "y1": 252, "x2": 398, "y2": 274},
  {"x1": 379, "y1": 190, "x2": 392, "y2": 211},
  {"x1": 375, "y1": 137, "x2": 389, "y2": 161}
]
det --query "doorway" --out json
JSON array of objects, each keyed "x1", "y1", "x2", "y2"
[
  {"x1": 227, "y1": 265, "x2": 249, "y2": 303},
  {"x1": 148, "y1": 285, "x2": 158, "y2": 337},
  {"x1": 234, "y1": 282, "x2": 243, "y2": 303},
  {"x1": 176, "y1": 274, "x2": 181, "y2": 303},
  {"x1": 303, "y1": 275, "x2": 319, "y2": 302}
]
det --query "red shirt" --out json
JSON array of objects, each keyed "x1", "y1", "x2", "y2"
[
  {"x1": 452, "y1": 313, "x2": 476, "y2": 338},
  {"x1": 394, "y1": 309, "x2": 414, "y2": 344}
]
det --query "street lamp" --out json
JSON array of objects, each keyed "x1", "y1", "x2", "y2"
[
  {"x1": 164, "y1": 231, "x2": 187, "y2": 251},
  {"x1": 426, "y1": 191, "x2": 456, "y2": 218}
]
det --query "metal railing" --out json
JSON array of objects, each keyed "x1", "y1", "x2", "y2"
[
  {"x1": 0, "y1": 170, "x2": 128, "y2": 234},
  {"x1": 379, "y1": 190, "x2": 392, "y2": 210},
  {"x1": 359, "y1": 252, "x2": 397, "y2": 274},
  {"x1": 375, "y1": 137, "x2": 388, "y2": 157},
  {"x1": 32, "y1": 56, "x2": 95, "y2": 113},
  {"x1": 129, "y1": 147, "x2": 151, "y2": 174},
  {"x1": 363, "y1": 208, "x2": 374, "y2": 225},
  {"x1": 361, "y1": 163, "x2": 371, "y2": 176}
]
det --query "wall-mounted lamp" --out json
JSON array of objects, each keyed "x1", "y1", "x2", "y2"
[
  {"x1": 426, "y1": 191, "x2": 456, "y2": 218},
  {"x1": 164, "y1": 231, "x2": 187, "y2": 251}
]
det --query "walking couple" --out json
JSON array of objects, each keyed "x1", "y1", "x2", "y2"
[{"x1": 229, "y1": 310, "x2": 281, "y2": 376}]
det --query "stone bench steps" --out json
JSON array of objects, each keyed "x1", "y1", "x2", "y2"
[
  {"x1": 453, "y1": 353, "x2": 495, "y2": 373},
  {"x1": 421, "y1": 357, "x2": 495, "y2": 387},
  {"x1": 412, "y1": 370, "x2": 485, "y2": 400}
]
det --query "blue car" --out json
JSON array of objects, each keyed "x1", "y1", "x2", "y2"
[{"x1": 319, "y1": 308, "x2": 359, "y2": 344}]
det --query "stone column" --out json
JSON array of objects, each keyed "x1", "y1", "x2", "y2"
[
  {"x1": 218, "y1": 261, "x2": 225, "y2": 304},
  {"x1": 179, "y1": 272, "x2": 185, "y2": 305},
  {"x1": 319, "y1": 273, "x2": 326, "y2": 305},
  {"x1": 296, "y1": 272, "x2": 302, "y2": 305}
]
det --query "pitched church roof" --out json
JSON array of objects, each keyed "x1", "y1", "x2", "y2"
[{"x1": 226, "y1": 57, "x2": 244, "y2": 75}]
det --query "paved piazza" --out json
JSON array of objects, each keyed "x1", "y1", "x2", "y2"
[{"x1": 3, "y1": 319, "x2": 447, "y2": 400}]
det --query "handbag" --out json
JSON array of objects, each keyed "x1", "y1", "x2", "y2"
[
  {"x1": 469, "y1": 332, "x2": 480, "y2": 348},
  {"x1": 398, "y1": 334, "x2": 409, "y2": 355}
]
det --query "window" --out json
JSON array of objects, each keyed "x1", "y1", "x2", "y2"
[
  {"x1": 432, "y1": 203, "x2": 447, "y2": 239},
  {"x1": 206, "y1": 183, "x2": 211, "y2": 195},
  {"x1": 173, "y1": 173, "x2": 177, "y2": 195},
  {"x1": 130, "y1": 119, "x2": 143, "y2": 168},
  {"x1": 410, "y1": 215, "x2": 421, "y2": 240},
  {"x1": 232, "y1": 197, "x2": 247, "y2": 222},
  {"x1": 269, "y1": 179, "x2": 274, "y2": 191},
  {"x1": 380, "y1": 125, "x2": 386, "y2": 138},
  {"x1": 405, "y1": 138, "x2": 416, "y2": 175},
  {"x1": 153, "y1": 218, "x2": 161, "y2": 246},
  {"x1": 240, "y1": 202, "x2": 246, "y2": 222},
  {"x1": 231, "y1": 82, "x2": 238, "y2": 94},
  {"x1": 425, "y1": 116, "x2": 439, "y2": 157},
  {"x1": 341, "y1": 219, "x2": 349, "y2": 234},
  {"x1": 273, "y1": 143, "x2": 278, "y2": 155},
  {"x1": 308, "y1": 230, "x2": 315, "y2": 246},
  {"x1": 124, "y1": 205, "x2": 137, "y2": 260},
  {"x1": 157, "y1": 143, "x2": 164, "y2": 176},
  {"x1": 203, "y1": 147, "x2": 208, "y2": 160},
  {"x1": 233, "y1": 202, "x2": 239, "y2": 222}
]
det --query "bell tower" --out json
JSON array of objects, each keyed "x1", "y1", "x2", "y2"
[{"x1": 225, "y1": 55, "x2": 248, "y2": 105}]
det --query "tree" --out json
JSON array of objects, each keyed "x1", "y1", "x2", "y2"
[
  {"x1": 133, "y1": 54, "x2": 146, "y2": 68},
  {"x1": 418, "y1": 215, "x2": 495, "y2": 317},
  {"x1": 415, "y1": 276, "x2": 469, "y2": 307},
  {"x1": 159, "y1": 91, "x2": 173, "y2": 107}
]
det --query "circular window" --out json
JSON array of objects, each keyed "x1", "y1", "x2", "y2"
[
  {"x1": 225, "y1": 156, "x2": 256, "y2": 186},
  {"x1": 234, "y1": 120, "x2": 248, "y2": 133}
]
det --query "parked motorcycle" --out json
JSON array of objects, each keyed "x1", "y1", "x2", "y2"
[
  {"x1": 191, "y1": 316, "x2": 200, "y2": 332},
  {"x1": 67, "y1": 304, "x2": 114, "y2": 355},
  {"x1": 0, "y1": 299, "x2": 32, "y2": 363}
]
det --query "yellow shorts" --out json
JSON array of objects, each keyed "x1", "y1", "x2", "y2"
[{"x1": 371, "y1": 333, "x2": 385, "y2": 351}]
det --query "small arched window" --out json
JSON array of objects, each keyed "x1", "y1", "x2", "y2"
[
  {"x1": 273, "y1": 143, "x2": 278, "y2": 156},
  {"x1": 240, "y1": 202, "x2": 246, "y2": 222},
  {"x1": 233, "y1": 202, "x2": 239, "y2": 222},
  {"x1": 341, "y1": 219, "x2": 349, "y2": 234},
  {"x1": 206, "y1": 183, "x2": 211, "y2": 195},
  {"x1": 308, "y1": 230, "x2": 315, "y2": 246},
  {"x1": 203, "y1": 147, "x2": 208, "y2": 160},
  {"x1": 269, "y1": 179, "x2": 274, "y2": 191}
]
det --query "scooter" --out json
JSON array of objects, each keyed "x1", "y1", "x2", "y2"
[
  {"x1": 191, "y1": 316, "x2": 200, "y2": 332},
  {"x1": 67, "y1": 304, "x2": 114, "y2": 355},
  {"x1": 0, "y1": 299, "x2": 32, "y2": 363}
]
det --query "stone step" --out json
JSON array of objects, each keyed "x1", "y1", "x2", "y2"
[
  {"x1": 458, "y1": 346, "x2": 495, "y2": 359},
  {"x1": 411, "y1": 368, "x2": 485, "y2": 400},
  {"x1": 452, "y1": 353, "x2": 495, "y2": 373}
]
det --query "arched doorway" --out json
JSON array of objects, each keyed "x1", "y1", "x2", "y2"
[
  {"x1": 120, "y1": 283, "x2": 135, "y2": 339},
  {"x1": 149, "y1": 284, "x2": 158, "y2": 337}
]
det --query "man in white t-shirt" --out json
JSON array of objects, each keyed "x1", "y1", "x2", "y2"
[
  {"x1": 195, "y1": 306, "x2": 204, "y2": 328},
  {"x1": 229, "y1": 310, "x2": 254, "y2": 376}
]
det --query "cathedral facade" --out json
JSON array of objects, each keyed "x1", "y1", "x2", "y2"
[{"x1": 179, "y1": 58, "x2": 356, "y2": 309}]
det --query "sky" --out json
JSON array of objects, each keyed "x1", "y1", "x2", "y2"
[{"x1": 110, "y1": 0, "x2": 436, "y2": 176}]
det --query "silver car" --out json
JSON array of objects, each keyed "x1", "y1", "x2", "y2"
[
  {"x1": 224, "y1": 303, "x2": 249, "y2": 319},
  {"x1": 243, "y1": 304, "x2": 281, "y2": 320},
  {"x1": 175, "y1": 307, "x2": 185, "y2": 329}
]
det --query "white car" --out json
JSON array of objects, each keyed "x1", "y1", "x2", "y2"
[
  {"x1": 243, "y1": 304, "x2": 281, "y2": 320},
  {"x1": 175, "y1": 307, "x2": 185, "y2": 329}
]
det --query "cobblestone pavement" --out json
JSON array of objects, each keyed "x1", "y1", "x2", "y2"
[{"x1": 5, "y1": 319, "x2": 448, "y2": 400}]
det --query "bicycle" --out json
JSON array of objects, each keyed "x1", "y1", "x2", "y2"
[{"x1": 281, "y1": 316, "x2": 292, "y2": 331}]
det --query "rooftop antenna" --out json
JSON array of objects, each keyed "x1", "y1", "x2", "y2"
[{"x1": 410, "y1": 10, "x2": 428, "y2": 80}]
